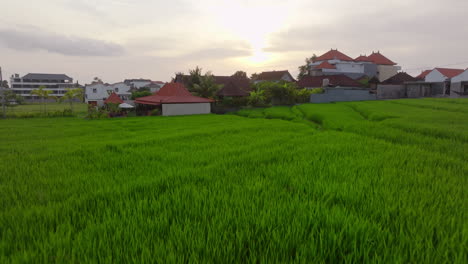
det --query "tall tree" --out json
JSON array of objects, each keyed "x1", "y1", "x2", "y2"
[
  {"x1": 232, "y1": 71, "x2": 248, "y2": 79},
  {"x1": 192, "y1": 74, "x2": 222, "y2": 99},
  {"x1": 250, "y1": 73, "x2": 259, "y2": 81},
  {"x1": 184, "y1": 67, "x2": 221, "y2": 98},
  {"x1": 297, "y1": 54, "x2": 317, "y2": 80},
  {"x1": 1, "y1": 80, "x2": 9, "y2": 88},
  {"x1": 31, "y1": 86, "x2": 53, "y2": 114},
  {"x1": 61, "y1": 88, "x2": 84, "y2": 113}
]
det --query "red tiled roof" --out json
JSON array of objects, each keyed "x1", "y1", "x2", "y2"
[
  {"x1": 381, "y1": 72, "x2": 417, "y2": 85},
  {"x1": 366, "y1": 52, "x2": 396, "y2": 65},
  {"x1": 415, "y1": 70, "x2": 432, "y2": 80},
  {"x1": 297, "y1": 75, "x2": 362, "y2": 88},
  {"x1": 315, "y1": 49, "x2": 354, "y2": 62},
  {"x1": 135, "y1": 83, "x2": 214, "y2": 105},
  {"x1": 435, "y1": 68, "x2": 464, "y2": 78},
  {"x1": 104, "y1": 92, "x2": 124, "y2": 104},
  {"x1": 314, "y1": 61, "x2": 336, "y2": 69},
  {"x1": 256, "y1": 70, "x2": 294, "y2": 81},
  {"x1": 354, "y1": 55, "x2": 371, "y2": 62}
]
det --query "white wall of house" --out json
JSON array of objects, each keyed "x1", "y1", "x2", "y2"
[
  {"x1": 281, "y1": 74, "x2": 294, "y2": 82},
  {"x1": 162, "y1": 103, "x2": 211, "y2": 116},
  {"x1": 425, "y1": 70, "x2": 447, "y2": 83},
  {"x1": 335, "y1": 62, "x2": 365, "y2": 74},
  {"x1": 85, "y1": 82, "x2": 132, "y2": 104},
  {"x1": 129, "y1": 81, "x2": 151, "y2": 89},
  {"x1": 451, "y1": 70, "x2": 468, "y2": 83}
]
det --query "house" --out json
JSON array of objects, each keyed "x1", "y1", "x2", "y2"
[
  {"x1": 424, "y1": 68, "x2": 464, "y2": 83},
  {"x1": 254, "y1": 70, "x2": 295, "y2": 83},
  {"x1": 309, "y1": 49, "x2": 401, "y2": 81},
  {"x1": 148, "y1": 81, "x2": 165, "y2": 93},
  {"x1": 297, "y1": 75, "x2": 362, "y2": 89},
  {"x1": 381, "y1": 72, "x2": 417, "y2": 85},
  {"x1": 135, "y1": 83, "x2": 214, "y2": 116},
  {"x1": 104, "y1": 92, "x2": 124, "y2": 105},
  {"x1": 124, "y1": 79, "x2": 152, "y2": 89},
  {"x1": 450, "y1": 69, "x2": 468, "y2": 97},
  {"x1": 366, "y1": 52, "x2": 400, "y2": 82},
  {"x1": 214, "y1": 76, "x2": 251, "y2": 97},
  {"x1": 174, "y1": 74, "x2": 251, "y2": 97},
  {"x1": 85, "y1": 82, "x2": 132, "y2": 107},
  {"x1": 424, "y1": 68, "x2": 465, "y2": 95},
  {"x1": 9, "y1": 73, "x2": 75, "y2": 101},
  {"x1": 415, "y1": 70, "x2": 432, "y2": 80}
]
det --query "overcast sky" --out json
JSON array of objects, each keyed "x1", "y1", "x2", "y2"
[{"x1": 1, "y1": 0, "x2": 467, "y2": 83}]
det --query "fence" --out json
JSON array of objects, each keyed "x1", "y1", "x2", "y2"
[{"x1": 310, "y1": 88, "x2": 376, "y2": 103}]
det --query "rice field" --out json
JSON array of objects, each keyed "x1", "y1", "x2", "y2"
[
  {"x1": 5, "y1": 102, "x2": 88, "y2": 118},
  {"x1": 0, "y1": 98, "x2": 467, "y2": 263}
]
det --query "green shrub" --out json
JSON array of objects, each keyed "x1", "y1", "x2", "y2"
[{"x1": 150, "y1": 109, "x2": 160, "y2": 116}]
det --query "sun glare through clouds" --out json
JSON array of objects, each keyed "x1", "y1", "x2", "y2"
[{"x1": 206, "y1": 1, "x2": 288, "y2": 65}]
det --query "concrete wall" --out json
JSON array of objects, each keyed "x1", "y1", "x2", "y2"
[
  {"x1": 162, "y1": 103, "x2": 211, "y2": 116},
  {"x1": 310, "y1": 88, "x2": 376, "y2": 103},
  {"x1": 377, "y1": 65, "x2": 400, "y2": 82},
  {"x1": 377, "y1": 85, "x2": 405, "y2": 99},
  {"x1": 377, "y1": 83, "x2": 445, "y2": 99}
]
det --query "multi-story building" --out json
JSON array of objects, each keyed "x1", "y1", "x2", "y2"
[
  {"x1": 309, "y1": 49, "x2": 401, "y2": 81},
  {"x1": 85, "y1": 81, "x2": 132, "y2": 107},
  {"x1": 10, "y1": 73, "x2": 75, "y2": 101}
]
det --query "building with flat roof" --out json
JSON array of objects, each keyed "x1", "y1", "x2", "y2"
[{"x1": 10, "y1": 73, "x2": 75, "y2": 101}]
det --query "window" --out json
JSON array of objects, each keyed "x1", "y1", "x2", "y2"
[
  {"x1": 93, "y1": 89, "x2": 97, "y2": 93},
  {"x1": 115, "y1": 88, "x2": 119, "y2": 92}
]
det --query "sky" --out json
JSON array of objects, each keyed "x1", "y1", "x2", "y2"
[{"x1": 0, "y1": 0, "x2": 467, "y2": 84}]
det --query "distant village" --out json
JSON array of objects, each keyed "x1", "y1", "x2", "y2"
[{"x1": 4, "y1": 49, "x2": 468, "y2": 116}]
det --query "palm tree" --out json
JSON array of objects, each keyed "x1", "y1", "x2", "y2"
[
  {"x1": 61, "y1": 88, "x2": 83, "y2": 113},
  {"x1": 31, "y1": 86, "x2": 52, "y2": 114},
  {"x1": 192, "y1": 74, "x2": 221, "y2": 98}
]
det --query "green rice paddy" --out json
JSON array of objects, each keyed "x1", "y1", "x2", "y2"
[{"x1": 1, "y1": 98, "x2": 467, "y2": 263}]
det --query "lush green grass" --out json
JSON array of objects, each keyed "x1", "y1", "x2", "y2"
[
  {"x1": 0, "y1": 99, "x2": 467, "y2": 263},
  {"x1": 5, "y1": 102, "x2": 88, "y2": 118}
]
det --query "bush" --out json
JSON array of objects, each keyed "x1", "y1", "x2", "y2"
[
  {"x1": 86, "y1": 106, "x2": 108, "y2": 119},
  {"x1": 131, "y1": 91, "x2": 152, "y2": 100},
  {"x1": 150, "y1": 109, "x2": 160, "y2": 116}
]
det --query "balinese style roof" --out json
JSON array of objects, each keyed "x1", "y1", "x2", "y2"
[
  {"x1": 434, "y1": 68, "x2": 464, "y2": 78},
  {"x1": 381, "y1": 72, "x2": 417, "y2": 85},
  {"x1": 135, "y1": 83, "x2": 214, "y2": 105},
  {"x1": 366, "y1": 52, "x2": 396, "y2": 65},
  {"x1": 314, "y1": 61, "x2": 337, "y2": 70},
  {"x1": 315, "y1": 49, "x2": 354, "y2": 62},
  {"x1": 215, "y1": 76, "x2": 251, "y2": 97},
  {"x1": 354, "y1": 55, "x2": 371, "y2": 62},
  {"x1": 297, "y1": 75, "x2": 362, "y2": 88},
  {"x1": 256, "y1": 70, "x2": 294, "y2": 81},
  {"x1": 22, "y1": 73, "x2": 72, "y2": 81},
  {"x1": 104, "y1": 92, "x2": 124, "y2": 104},
  {"x1": 415, "y1": 70, "x2": 432, "y2": 80},
  {"x1": 217, "y1": 81, "x2": 249, "y2": 97}
]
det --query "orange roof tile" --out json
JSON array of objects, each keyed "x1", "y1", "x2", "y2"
[{"x1": 315, "y1": 49, "x2": 354, "y2": 62}]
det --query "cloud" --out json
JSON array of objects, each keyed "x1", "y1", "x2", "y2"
[
  {"x1": 0, "y1": 27, "x2": 125, "y2": 57},
  {"x1": 183, "y1": 47, "x2": 252, "y2": 60}
]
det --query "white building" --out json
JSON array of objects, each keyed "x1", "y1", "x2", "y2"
[
  {"x1": 10, "y1": 73, "x2": 75, "y2": 101},
  {"x1": 85, "y1": 82, "x2": 132, "y2": 107},
  {"x1": 309, "y1": 49, "x2": 401, "y2": 81},
  {"x1": 124, "y1": 79, "x2": 152, "y2": 89},
  {"x1": 424, "y1": 68, "x2": 464, "y2": 83},
  {"x1": 450, "y1": 69, "x2": 468, "y2": 97}
]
